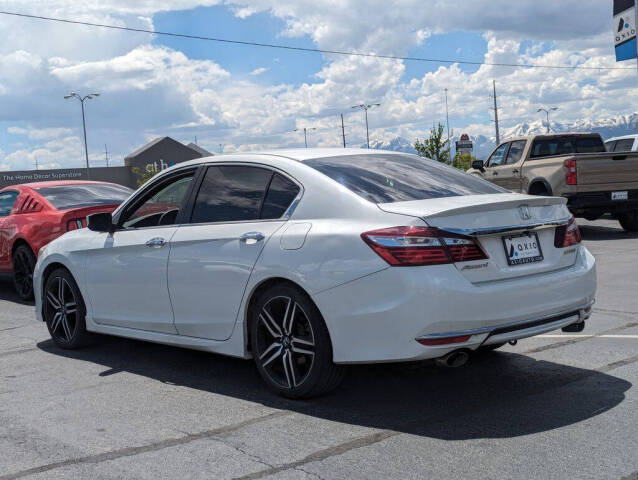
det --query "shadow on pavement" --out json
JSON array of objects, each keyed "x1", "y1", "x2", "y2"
[
  {"x1": 580, "y1": 224, "x2": 638, "y2": 241},
  {"x1": 0, "y1": 278, "x2": 34, "y2": 306},
  {"x1": 37, "y1": 335, "x2": 631, "y2": 441}
]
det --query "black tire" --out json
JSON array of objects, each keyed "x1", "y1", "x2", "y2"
[
  {"x1": 12, "y1": 244, "x2": 36, "y2": 301},
  {"x1": 618, "y1": 211, "x2": 638, "y2": 232},
  {"x1": 43, "y1": 268, "x2": 92, "y2": 349},
  {"x1": 477, "y1": 342, "x2": 506, "y2": 353},
  {"x1": 250, "y1": 284, "x2": 345, "y2": 399},
  {"x1": 528, "y1": 183, "x2": 549, "y2": 196}
]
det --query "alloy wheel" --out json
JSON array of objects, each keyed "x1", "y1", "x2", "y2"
[
  {"x1": 13, "y1": 249, "x2": 34, "y2": 299},
  {"x1": 44, "y1": 276, "x2": 78, "y2": 343},
  {"x1": 255, "y1": 296, "x2": 316, "y2": 389}
]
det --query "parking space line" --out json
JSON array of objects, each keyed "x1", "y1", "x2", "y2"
[{"x1": 0, "y1": 411, "x2": 291, "y2": 480}]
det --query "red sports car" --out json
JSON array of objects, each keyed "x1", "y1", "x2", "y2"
[{"x1": 0, "y1": 180, "x2": 133, "y2": 300}]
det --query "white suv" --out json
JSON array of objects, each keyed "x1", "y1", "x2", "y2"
[{"x1": 605, "y1": 134, "x2": 638, "y2": 152}]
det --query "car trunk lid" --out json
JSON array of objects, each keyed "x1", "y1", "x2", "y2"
[{"x1": 378, "y1": 193, "x2": 578, "y2": 283}]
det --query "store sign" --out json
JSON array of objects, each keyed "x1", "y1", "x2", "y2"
[{"x1": 456, "y1": 133, "x2": 473, "y2": 154}]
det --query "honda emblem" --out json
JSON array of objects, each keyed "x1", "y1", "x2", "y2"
[{"x1": 519, "y1": 205, "x2": 532, "y2": 221}]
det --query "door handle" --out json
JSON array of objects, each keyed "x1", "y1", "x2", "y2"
[
  {"x1": 492, "y1": 171, "x2": 498, "y2": 176},
  {"x1": 145, "y1": 237, "x2": 166, "y2": 248},
  {"x1": 240, "y1": 232, "x2": 265, "y2": 244},
  {"x1": 512, "y1": 169, "x2": 519, "y2": 174}
]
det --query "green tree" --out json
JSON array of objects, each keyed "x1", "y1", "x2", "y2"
[
  {"x1": 131, "y1": 164, "x2": 160, "y2": 187},
  {"x1": 414, "y1": 123, "x2": 451, "y2": 163},
  {"x1": 452, "y1": 152, "x2": 476, "y2": 171}
]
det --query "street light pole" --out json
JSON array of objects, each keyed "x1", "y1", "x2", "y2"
[
  {"x1": 294, "y1": 127, "x2": 316, "y2": 148},
  {"x1": 64, "y1": 92, "x2": 100, "y2": 180},
  {"x1": 351, "y1": 103, "x2": 381, "y2": 148},
  {"x1": 444, "y1": 88, "x2": 451, "y2": 147},
  {"x1": 537, "y1": 107, "x2": 558, "y2": 134}
]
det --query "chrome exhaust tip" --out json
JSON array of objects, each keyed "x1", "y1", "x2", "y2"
[{"x1": 435, "y1": 350, "x2": 470, "y2": 368}]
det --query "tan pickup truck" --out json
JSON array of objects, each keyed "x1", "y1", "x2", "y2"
[{"x1": 468, "y1": 133, "x2": 638, "y2": 231}]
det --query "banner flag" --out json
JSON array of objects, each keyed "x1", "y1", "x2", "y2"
[{"x1": 615, "y1": 0, "x2": 637, "y2": 61}]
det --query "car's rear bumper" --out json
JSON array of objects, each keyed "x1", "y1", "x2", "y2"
[
  {"x1": 565, "y1": 189, "x2": 638, "y2": 215},
  {"x1": 312, "y1": 245, "x2": 596, "y2": 364}
]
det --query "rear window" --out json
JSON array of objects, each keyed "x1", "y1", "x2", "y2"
[
  {"x1": 304, "y1": 154, "x2": 505, "y2": 204},
  {"x1": 530, "y1": 136, "x2": 605, "y2": 159},
  {"x1": 36, "y1": 184, "x2": 133, "y2": 210}
]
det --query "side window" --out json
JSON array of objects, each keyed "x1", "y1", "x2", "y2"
[
  {"x1": 261, "y1": 174, "x2": 300, "y2": 219},
  {"x1": 121, "y1": 172, "x2": 195, "y2": 229},
  {"x1": 191, "y1": 166, "x2": 272, "y2": 224},
  {"x1": 487, "y1": 143, "x2": 509, "y2": 167},
  {"x1": 605, "y1": 141, "x2": 617, "y2": 152},
  {"x1": 505, "y1": 140, "x2": 526, "y2": 164},
  {"x1": 0, "y1": 191, "x2": 19, "y2": 217},
  {"x1": 615, "y1": 139, "x2": 635, "y2": 152}
]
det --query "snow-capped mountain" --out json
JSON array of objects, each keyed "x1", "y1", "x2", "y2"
[
  {"x1": 369, "y1": 113, "x2": 638, "y2": 160},
  {"x1": 367, "y1": 137, "x2": 417, "y2": 154}
]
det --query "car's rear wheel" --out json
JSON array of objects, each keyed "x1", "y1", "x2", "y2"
[
  {"x1": 13, "y1": 244, "x2": 36, "y2": 301},
  {"x1": 43, "y1": 268, "x2": 91, "y2": 349},
  {"x1": 250, "y1": 284, "x2": 344, "y2": 398},
  {"x1": 618, "y1": 210, "x2": 638, "y2": 232}
]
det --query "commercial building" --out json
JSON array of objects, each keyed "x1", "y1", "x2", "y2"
[{"x1": 0, "y1": 137, "x2": 213, "y2": 189}]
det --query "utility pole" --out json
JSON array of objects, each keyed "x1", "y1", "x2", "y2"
[
  {"x1": 491, "y1": 80, "x2": 500, "y2": 144},
  {"x1": 104, "y1": 144, "x2": 109, "y2": 167},
  {"x1": 341, "y1": 114, "x2": 346, "y2": 148},
  {"x1": 444, "y1": 88, "x2": 451, "y2": 148},
  {"x1": 351, "y1": 103, "x2": 381, "y2": 148},
  {"x1": 35, "y1": 157, "x2": 39, "y2": 170},
  {"x1": 219, "y1": 144, "x2": 223, "y2": 153}
]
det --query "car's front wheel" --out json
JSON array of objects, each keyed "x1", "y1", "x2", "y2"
[
  {"x1": 43, "y1": 268, "x2": 92, "y2": 349},
  {"x1": 250, "y1": 284, "x2": 344, "y2": 398},
  {"x1": 13, "y1": 244, "x2": 36, "y2": 301}
]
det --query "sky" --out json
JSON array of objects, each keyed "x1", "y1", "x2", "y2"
[{"x1": 0, "y1": 0, "x2": 636, "y2": 170}]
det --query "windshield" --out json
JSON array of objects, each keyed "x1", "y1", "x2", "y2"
[
  {"x1": 36, "y1": 184, "x2": 133, "y2": 210},
  {"x1": 530, "y1": 136, "x2": 605, "y2": 158},
  {"x1": 304, "y1": 154, "x2": 506, "y2": 204}
]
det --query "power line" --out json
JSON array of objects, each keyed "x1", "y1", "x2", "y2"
[{"x1": 0, "y1": 10, "x2": 634, "y2": 72}]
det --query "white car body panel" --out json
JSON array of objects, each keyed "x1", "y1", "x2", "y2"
[{"x1": 34, "y1": 148, "x2": 597, "y2": 365}]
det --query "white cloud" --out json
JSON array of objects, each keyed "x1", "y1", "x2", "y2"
[
  {"x1": 0, "y1": 0, "x2": 635, "y2": 169},
  {"x1": 249, "y1": 67, "x2": 269, "y2": 76}
]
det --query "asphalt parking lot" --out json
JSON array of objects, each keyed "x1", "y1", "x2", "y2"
[{"x1": 1, "y1": 218, "x2": 637, "y2": 480}]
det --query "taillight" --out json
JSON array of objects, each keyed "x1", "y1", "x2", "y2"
[
  {"x1": 565, "y1": 159, "x2": 577, "y2": 185},
  {"x1": 554, "y1": 217, "x2": 581, "y2": 248},
  {"x1": 361, "y1": 226, "x2": 487, "y2": 266}
]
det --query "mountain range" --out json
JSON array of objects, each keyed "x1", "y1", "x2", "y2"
[{"x1": 369, "y1": 113, "x2": 638, "y2": 159}]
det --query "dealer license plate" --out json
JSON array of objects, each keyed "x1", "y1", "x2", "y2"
[
  {"x1": 612, "y1": 191, "x2": 628, "y2": 201},
  {"x1": 502, "y1": 232, "x2": 543, "y2": 266}
]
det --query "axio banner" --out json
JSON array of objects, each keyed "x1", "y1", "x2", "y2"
[{"x1": 614, "y1": 0, "x2": 637, "y2": 61}]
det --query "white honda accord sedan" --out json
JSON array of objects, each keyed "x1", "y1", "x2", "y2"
[{"x1": 34, "y1": 149, "x2": 596, "y2": 397}]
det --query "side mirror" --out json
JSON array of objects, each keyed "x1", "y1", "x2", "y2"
[
  {"x1": 471, "y1": 160, "x2": 485, "y2": 172},
  {"x1": 87, "y1": 212, "x2": 113, "y2": 233}
]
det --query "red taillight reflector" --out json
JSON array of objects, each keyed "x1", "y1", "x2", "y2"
[
  {"x1": 564, "y1": 159, "x2": 577, "y2": 185},
  {"x1": 417, "y1": 335, "x2": 472, "y2": 346},
  {"x1": 554, "y1": 216, "x2": 581, "y2": 248},
  {"x1": 66, "y1": 219, "x2": 84, "y2": 231},
  {"x1": 361, "y1": 226, "x2": 487, "y2": 266}
]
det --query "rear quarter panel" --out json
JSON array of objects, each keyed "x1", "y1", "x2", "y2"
[{"x1": 521, "y1": 156, "x2": 569, "y2": 195}]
